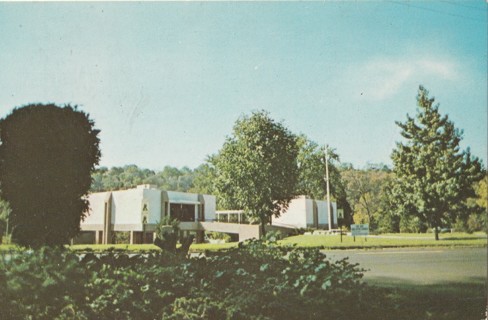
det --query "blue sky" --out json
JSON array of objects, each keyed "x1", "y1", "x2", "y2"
[{"x1": 0, "y1": 1, "x2": 486, "y2": 170}]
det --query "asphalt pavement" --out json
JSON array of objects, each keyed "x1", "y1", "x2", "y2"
[{"x1": 322, "y1": 247, "x2": 487, "y2": 285}]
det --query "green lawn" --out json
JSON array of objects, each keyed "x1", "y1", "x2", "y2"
[
  {"x1": 0, "y1": 232, "x2": 485, "y2": 252},
  {"x1": 190, "y1": 232, "x2": 487, "y2": 252},
  {"x1": 374, "y1": 232, "x2": 485, "y2": 238},
  {"x1": 279, "y1": 232, "x2": 487, "y2": 249}
]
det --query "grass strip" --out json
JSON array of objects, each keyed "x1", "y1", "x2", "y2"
[
  {"x1": 1, "y1": 232, "x2": 485, "y2": 252},
  {"x1": 278, "y1": 233, "x2": 487, "y2": 250}
]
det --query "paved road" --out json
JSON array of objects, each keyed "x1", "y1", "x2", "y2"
[{"x1": 322, "y1": 247, "x2": 487, "y2": 285}]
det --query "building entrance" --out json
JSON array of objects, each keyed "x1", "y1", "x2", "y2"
[{"x1": 170, "y1": 203, "x2": 195, "y2": 222}]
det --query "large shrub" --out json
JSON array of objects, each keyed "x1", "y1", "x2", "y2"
[
  {"x1": 0, "y1": 104, "x2": 101, "y2": 247},
  {"x1": 0, "y1": 240, "x2": 387, "y2": 319},
  {"x1": 0, "y1": 247, "x2": 89, "y2": 319}
]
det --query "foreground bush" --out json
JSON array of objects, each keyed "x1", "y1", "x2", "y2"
[{"x1": 1, "y1": 240, "x2": 385, "y2": 319}]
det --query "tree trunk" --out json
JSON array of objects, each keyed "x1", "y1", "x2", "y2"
[
  {"x1": 434, "y1": 226, "x2": 439, "y2": 241},
  {"x1": 260, "y1": 220, "x2": 266, "y2": 238}
]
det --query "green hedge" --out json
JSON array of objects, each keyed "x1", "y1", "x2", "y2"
[{"x1": 0, "y1": 240, "x2": 388, "y2": 319}]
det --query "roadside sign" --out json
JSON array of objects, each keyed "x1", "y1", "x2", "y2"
[{"x1": 351, "y1": 224, "x2": 369, "y2": 236}]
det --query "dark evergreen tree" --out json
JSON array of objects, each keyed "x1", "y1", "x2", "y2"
[
  {"x1": 390, "y1": 86, "x2": 484, "y2": 240},
  {"x1": 0, "y1": 104, "x2": 100, "y2": 247}
]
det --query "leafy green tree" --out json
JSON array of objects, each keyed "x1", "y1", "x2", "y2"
[
  {"x1": 369, "y1": 179, "x2": 401, "y2": 233},
  {"x1": 474, "y1": 175, "x2": 487, "y2": 211},
  {"x1": 90, "y1": 165, "x2": 197, "y2": 193},
  {"x1": 189, "y1": 161, "x2": 217, "y2": 196},
  {"x1": 213, "y1": 111, "x2": 299, "y2": 235},
  {"x1": 295, "y1": 135, "x2": 330, "y2": 200},
  {"x1": 119, "y1": 164, "x2": 152, "y2": 188},
  {"x1": 144, "y1": 165, "x2": 194, "y2": 192},
  {"x1": 456, "y1": 175, "x2": 488, "y2": 233},
  {"x1": 91, "y1": 166, "x2": 123, "y2": 191},
  {"x1": 390, "y1": 86, "x2": 484, "y2": 240},
  {"x1": 295, "y1": 135, "x2": 353, "y2": 227},
  {"x1": 0, "y1": 104, "x2": 101, "y2": 247},
  {"x1": 341, "y1": 166, "x2": 392, "y2": 231},
  {"x1": 91, "y1": 167, "x2": 108, "y2": 192}
]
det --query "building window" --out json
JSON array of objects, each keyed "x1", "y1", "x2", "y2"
[{"x1": 170, "y1": 203, "x2": 195, "y2": 222}]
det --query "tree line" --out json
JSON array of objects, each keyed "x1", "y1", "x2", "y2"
[
  {"x1": 0, "y1": 86, "x2": 486, "y2": 246},
  {"x1": 90, "y1": 165, "x2": 196, "y2": 193},
  {"x1": 86, "y1": 87, "x2": 487, "y2": 238},
  {"x1": 87, "y1": 159, "x2": 486, "y2": 236},
  {"x1": 87, "y1": 86, "x2": 487, "y2": 238}
]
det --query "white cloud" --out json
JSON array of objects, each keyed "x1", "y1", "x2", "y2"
[
  {"x1": 348, "y1": 55, "x2": 460, "y2": 101},
  {"x1": 417, "y1": 59, "x2": 457, "y2": 80}
]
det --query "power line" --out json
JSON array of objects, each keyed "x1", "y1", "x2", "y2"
[
  {"x1": 387, "y1": 1, "x2": 485, "y2": 23},
  {"x1": 440, "y1": 0, "x2": 486, "y2": 11}
]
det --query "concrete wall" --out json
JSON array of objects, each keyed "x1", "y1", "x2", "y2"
[
  {"x1": 272, "y1": 196, "x2": 308, "y2": 228},
  {"x1": 271, "y1": 196, "x2": 338, "y2": 229},
  {"x1": 304, "y1": 198, "x2": 315, "y2": 226},
  {"x1": 198, "y1": 221, "x2": 260, "y2": 241},
  {"x1": 83, "y1": 192, "x2": 106, "y2": 229},
  {"x1": 143, "y1": 188, "x2": 162, "y2": 224},
  {"x1": 316, "y1": 200, "x2": 337, "y2": 227},
  {"x1": 112, "y1": 188, "x2": 144, "y2": 227},
  {"x1": 203, "y1": 195, "x2": 216, "y2": 221}
]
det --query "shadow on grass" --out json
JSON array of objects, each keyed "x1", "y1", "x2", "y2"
[
  {"x1": 366, "y1": 275, "x2": 486, "y2": 286},
  {"x1": 363, "y1": 278, "x2": 486, "y2": 320},
  {"x1": 441, "y1": 236, "x2": 488, "y2": 241}
]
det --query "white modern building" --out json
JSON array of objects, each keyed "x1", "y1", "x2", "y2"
[
  {"x1": 77, "y1": 186, "x2": 338, "y2": 245},
  {"x1": 216, "y1": 195, "x2": 338, "y2": 229},
  {"x1": 273, "y1": 196, "x2": 337, "y2": 229},
  {"x1": 79, "y1": 185, "x2": 216, "y2": 244}
]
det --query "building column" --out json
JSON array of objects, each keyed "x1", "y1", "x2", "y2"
[
  {"x1": 103, "y1": 193, "x2": 113, "y2": 244},
  {"x1": 196, "y1": 231, "x2": 204, "y2": 244}
]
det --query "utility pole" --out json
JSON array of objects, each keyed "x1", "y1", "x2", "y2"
[{"x1": 325, "y1": 144, "x2": 333, "y2": 231}]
